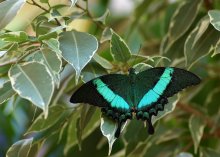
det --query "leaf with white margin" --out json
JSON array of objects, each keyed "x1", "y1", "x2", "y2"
[
  {"x1": 0, "y1": 0, "x2": 26, "y2": 30},
  {"x1": 59, "y1": 31, "x2": 98, "y2": 82},
  {"x1": 6, "y1": 138, "x2": 33, "y2": 157},
  {"x1": 9, "y1": 62, "x2": 54, "y2": 118},
  {"x1": 32, "y1": 48, "x2": 62, "y2": 88},
  {"x1": 189, "y1": 115, "x2": 206, "y2": 153},
  {"x1": 212, "y1": 39, "x2": 220, "y2": 57},
  {"x1": 176, "y1": 152, "x2": 193, "y2": 157},
  {"x1": 0, "y1": 50, "x2": 7, "y2": 57},
  {"x1": 93, "y1": 53, "x2": 113, "y2": 70},
  {"x1": 208, "y1": 10, "x2": 220, "y2": 31},
  {"x1": 43, "y1": 38, "x2": 62, "y2": 56},
  {"x1": 69, "y1": 0, "x2": 77, "y2": 7},
  {"x1": 152, "y1": 95, "x2": 179, "y2": 124},
  {"x1": 0, "y1": 81, "x2": 16, "y2": 104},
  {"x1": 111, "y1": 31, "x2": 131, "y2": 63},
  {"x1": 100, "y1": 115, "x2": 127, "y2": 156}
]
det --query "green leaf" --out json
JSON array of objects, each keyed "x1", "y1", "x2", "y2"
[
  {"x1": 212, "y1": 39, "x2": 220, "y2": 57},
  {"x1": 40, "y1": 0, "x2": 49, "y2": 3},
  {"x1": 189, "y1": 115, "x2": 206, "y2": 154},
  {"x1": 0, "y1": 81, "x2": 15, "y2": 104},
  {"x1": 76, "y1": 106, "x2": 96, "y2": 150},
  {"x1": 152, "y1": 95, "x2": 179, "y2": 124},
  {"x1": 32, "y1": 48, "x2": 62, "y2": 87},
  {"x1": 94, "y1": 9, "x2": 109, "y2": 25},
  {"x1": 64, "y1": 110, "x2": 80, "y2": 155},
  {"x1": 0, "y1": 31, "x2": 28, "y2": 42},
  {"x1": 184, "y1": 23, "x2": 220, "y2": 68},
  {"x1": 110, "y1": 31, "x2": 131, "y2": 63},
  {"x1": 38, "y1": 25, "x2": 66, "y2": 41},
  {"x1": 59, "y1": 31, "x2": 98, "y2": 82},
  {"x1": 100, "y1": 27, "x2": 112, "y2": 43},
  {"x1": 42, "y1": 38, "x2": 62, "y2": 56},
  {"x1": 168, "y1": 0, "x2": 202, "y2": 44},
  {"x1": 26, "y1": 106, "x2": 67, "y2": 134},
  {"x1": 6, "y1": 138, "x2": 33, "y2": 157},
  {"x1": 133, "y1": 63, "x2": 153, "y2": 73},
  {"x1": 100, "y1": 115, "x2": 127, "y2": 156},
  {"x1": 93, "y1": 53, "x2": 113, "y2": 70},
  {"x1": 81, "y1": 62, "x2": 107, "y2": 82},
  {"x1": 200, "y1": 147, "x2": 220, "y2": 157},
  {"x1": 9, "y1": 62, "x2": 54, "y2": 118},
  {"x1": 208, "y1": 10, "x2": 220, "y2": 31},
  {"x1": 0, "y1": 0, "x2": 25, "y2": 30}
]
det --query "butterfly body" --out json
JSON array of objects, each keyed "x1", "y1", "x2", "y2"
[{"x1": 70, "y1": 67, "x2": 201, "y2": 138}]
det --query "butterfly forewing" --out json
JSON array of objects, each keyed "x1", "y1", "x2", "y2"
[{"x1": 70, "y1": 74, "x2": 132, "y2": 111}]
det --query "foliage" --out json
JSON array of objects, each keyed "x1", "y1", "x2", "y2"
[{"x1": 0, "y1": 0, "x2": 220, "y2": 156}]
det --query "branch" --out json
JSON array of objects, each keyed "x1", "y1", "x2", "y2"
[
  {"x1": 27, "y1": 0, "x2": 65, "y2": 30},
  {"x1": 75, "y1": 3, "x2": 105, "y2": 29}
]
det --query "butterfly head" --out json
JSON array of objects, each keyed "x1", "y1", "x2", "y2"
[{"x1": 128, "y1": 68, "x2": 136, "y2": 75}]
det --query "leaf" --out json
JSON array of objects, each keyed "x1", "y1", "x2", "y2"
[
  {"x1": 59, "y1": 31, "x2": 98, "y2": 82},
  {"x1": 9, "y1": 62, "x2": 54, "y2": 118},
  {"x1": 0, "y1": 50, "x2": 7, "y2": 57},
  {"x1": 152, "y1": 95, "x2": 179, "y2": 124},
  {"x1": 110, "y1": 31, "x2": 131, "y2": 63},
  {"x1": 81, "y1": 62, "x2": 107, "y2": 82},
  {"x1": 0, "y1": 31, "x2": 28, "y2": 42},
  {"x1": 32, "y1": 48, "x2": 62, "y2": 87},
  {"x1": 93, "y1": 53, "x2": 113, "y2": 70},
  {"x1": 0, "y1": 0, "x2": 26, "y2": 30},
  {"x1": 176, "y1": 152, "x2": 193, "y2": 157},
  {"x1": 6, "y1": 138, "x2": 33, "y2": 157},
  {"x1": 189, "y1": 115, "x2": 206, "y2": 154},
  {"x1": 168, "y1": 0, "x2": 202, "y2": 44},
  {"x1": 26, "y1": 106, "x2": 67, "y2": 134},
  {"x1": 133, "y1": 63, "x2": 153, "y2": 73},
  {"x1": 69, "y1": 0, "x2": 78, "y2": 7},
  {"x1": 76, "y1": 105, "x2": 96, "y2": 150},
  {"x1": 40, "y1": 0, "x2": 49, "y2": 3},
  {"x1": 100, "y1": 27, "x2": 112, "y2": 43},
  {"x1": 38, "y1": 25, "x2": 67, "y2": 41},
  {"x1": 42, "y1": 38, "x2": 62, "y2": 56},
  {"x1": 184, "y1": 23, "x2": 220, "y2": 68},
  {"x1": 100, "y1": 115, "x2": 127, "y2": 156},
  {"x1": 200, "y1": 147, "x2": 220, "y2": 157},
  {"x1": 0, "y1": 81, "x2": 16, "y2": 104},
  {"x1": 208, "y1": 10, "x2": 220, "y2": 31},
  {"x1": 212, "y1": 39, "x2": 220, "y2": 57},
  {"x1": 94, "y1": 9, "x2": 110, "y2": 24},
  {"x1": 64, "y1": 111, "x2": 80, "y2": 155}
]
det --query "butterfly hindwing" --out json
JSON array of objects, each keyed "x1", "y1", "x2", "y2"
[
  {"x1": 70, "y1": 67, "x2": 201, "y2": 137},
  {"x1": 135, "y1": 67, "x2": 201, "y2": 134},
  {"x1": 70, "y1": 74, "x2": 133, "y2": 137}
]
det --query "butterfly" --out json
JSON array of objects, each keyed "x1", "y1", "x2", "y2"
[{"x1": 70, "y1": 67, "x2": 201, "y2": 138}]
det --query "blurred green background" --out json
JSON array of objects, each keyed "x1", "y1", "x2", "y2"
[{"x1": 1, "y1": 0, "x2": 220, "y2": 157}]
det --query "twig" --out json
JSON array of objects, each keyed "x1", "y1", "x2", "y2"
[
  {"x1": 75, "y1": 3, "x2": 105, "y2": 29},
  {"x1": 27, "y1": 0, "x2": 65, "y2": 31}
]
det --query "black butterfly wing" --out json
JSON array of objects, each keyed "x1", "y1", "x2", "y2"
[
  {"x1": 135, "y1": 67, "x2": 201, "y2": 134},
  {"x1": 70, "y1": 74, "x2": 130, "y2": 108},
  {"x1": 70, "y1": 74, "x2": 133, "y2": 138}
]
